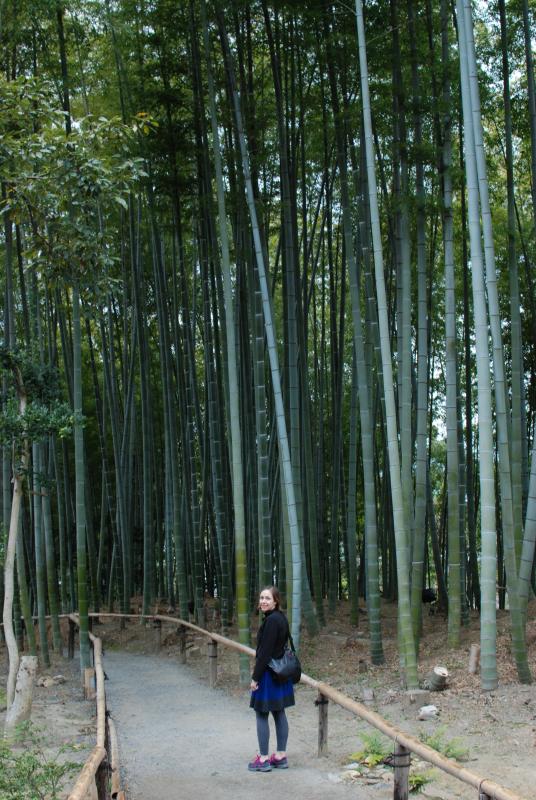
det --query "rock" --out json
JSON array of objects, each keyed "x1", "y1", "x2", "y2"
[
  {"x1": 362, "y1": 687, "x2": 375, "y2": 704},
  {"x1": 418, "y1": 704, "x2": 439, "y2": 720},
  {"x1": 37, "y1": 674, "x2": 66, "y2": 688},
  {"x1": 327, "y1": 772, "x2": 343, "y2": 784},
  {"x1": 343, "y1": 762, "x2": 361, "y2": 770},
  {"x1": 414, "y1": 760, "x2": 429, "y2": 771}
]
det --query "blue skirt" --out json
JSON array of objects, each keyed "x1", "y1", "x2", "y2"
[{"x1": 250, "y1": 668, "x2": 295, "y2": 713}]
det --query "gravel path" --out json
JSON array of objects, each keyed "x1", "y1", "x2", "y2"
[{"x1": 104, "y1": 650, "x2": 392, "y2": 800}]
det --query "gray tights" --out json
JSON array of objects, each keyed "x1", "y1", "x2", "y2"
[{"x1": 255, "y1": 709, "x2": 289, "y2": 756}]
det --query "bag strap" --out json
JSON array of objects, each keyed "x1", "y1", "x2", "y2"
[{"x1": 288, "y1": 632, "x2": 296, "y2": 653}]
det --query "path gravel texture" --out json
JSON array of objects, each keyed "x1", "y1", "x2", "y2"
[{"x1": 104, "y1": 650, "x2": 392, "y2": 800}]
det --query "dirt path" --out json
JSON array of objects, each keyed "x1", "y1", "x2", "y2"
[
  {"x1": 2, "y1": 604, "x2": 534, "y2": 800},
  {"x1": 104, "y1": 650, "x2": 393, "y2": 800}
]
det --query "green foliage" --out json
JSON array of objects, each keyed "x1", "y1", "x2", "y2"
[
  {"x1": 349, "y1": 731, "x2": 391, "y2": 767},
  {"x1": 409, "y1": 770, "x2": 435, "y2": 793},
  {"x1": 0, "y1": 348, "x2": 76, "y2": 450},
  {"x1": 0, "y1": 723, "x2": 81, "y2": 800},
  {"x1": 0, "y1": 398, "x2": 75, "y2": 445},
  {"x1": 0, "y1": 75, "x2": 146, "y2": 297},
  {"x1": 2, "y1": 351, "x2": 62, "y2": 405},
  {"x1": 419, "y1": 727, "x2": 470, "y2": 762}
]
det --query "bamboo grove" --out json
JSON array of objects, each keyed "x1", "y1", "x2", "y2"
[{"x1": 1, "y1": 0, "x2": 535, "y2": 693}]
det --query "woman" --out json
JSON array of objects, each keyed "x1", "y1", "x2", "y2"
[{"x1": 248, "y1": 586, "x2": 294, "y2": 772}]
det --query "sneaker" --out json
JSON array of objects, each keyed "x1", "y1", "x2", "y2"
[
  {"x1": 269, "y1": 754, "x2": 288, "y2": 769},
  {"x1": 248, "y1": 755, "x2": 272, "y2": 772}
]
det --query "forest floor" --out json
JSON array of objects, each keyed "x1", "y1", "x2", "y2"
[{"x1": 1, "y1": 598, "x2": 535, "y2": 799}]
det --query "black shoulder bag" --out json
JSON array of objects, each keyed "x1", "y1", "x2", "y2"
[{"x1": 268, "y1": 633, "x2": 302, "y2": 684}]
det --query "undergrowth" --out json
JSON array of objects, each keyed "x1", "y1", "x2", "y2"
[
  {"x1": 419, "y1": 726, "x2": 470, "y2": 761},
  {"x1": 0, "y1": 722, "x2": 81, "y2": 800},
  {"x1": 349, "y1": 731, "x2": 391, "y2": 766},
  {"x1": 409, "y1": 769, "x2": 435, "y2": 793}
]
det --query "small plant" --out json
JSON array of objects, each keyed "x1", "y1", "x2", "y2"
[
  {"x1": 419, "y1": 726, "x2": 470, "y2": 761},
  {"x1": 409, "y1": 769, "x2": 436, "y2": 793},
  {"x1": 349, "y1": 731, "x2": 391, "y2": 767},
  {"x1": 0, "y1": 722, "x2": 81, "y2": 800}
]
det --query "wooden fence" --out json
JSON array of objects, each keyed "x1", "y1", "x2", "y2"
[
  {"x1": 5, "y1": 610, "x2": 524, "y2": 800},
  {"x1": 66, "y1": 614, "x2": 125, "y2": 800}
]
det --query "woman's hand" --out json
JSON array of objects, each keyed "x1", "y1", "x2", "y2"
[{"x1": 250, "y1": 680, "x2": 259, "y2": 691}]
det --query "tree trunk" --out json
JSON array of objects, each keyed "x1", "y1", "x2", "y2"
[{"x1": 4, "y1": 655, "x2": 38, "y2": 737}]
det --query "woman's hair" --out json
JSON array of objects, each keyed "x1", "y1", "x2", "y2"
[{"x1": 259, "y1": 585, "x2": 281, "y2": 610}]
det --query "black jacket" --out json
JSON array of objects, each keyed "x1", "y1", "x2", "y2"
[{"x1": 252, "y1": 609, "x2": 289, "y2": 682}]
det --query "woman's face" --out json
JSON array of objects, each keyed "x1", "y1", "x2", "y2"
[{"x1": 259, "y1": 589, "x2": 276, "y2": 613}]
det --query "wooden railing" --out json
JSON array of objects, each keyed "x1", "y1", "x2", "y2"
[
  {"x1": 7, "y1": 610, "x2": 515, "y2": 800},
  {"x1": 66, "y1": 614, "x2": 125, "y2": 800}
]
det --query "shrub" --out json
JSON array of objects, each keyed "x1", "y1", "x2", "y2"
[
  {"x1": 0, "y1": 722, "x2": 81, "y2": 800},
  {"x1": 349, "y1": 731, "x2": 391, "y2": 767},
  {"x1": 419, "y1": 726, "x2": 470, "y2": 761}
]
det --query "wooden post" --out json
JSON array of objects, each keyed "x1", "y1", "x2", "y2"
[
  {"x1": 208, "y1": 640, "x2": 218, "y2": 687},
  {"x1": 68, "y1": 619, "x2": 76, "y2": 660},
  {"x1": 95, "y1": 755, "x2": 109, "y2": 800},
  {"x1": 393, "y1": 742, "x2": 411, "y2": 800},
  {"x1": 84, "y1": 668, "x2": 96, "y2": 700},
  {"x1": 153, "y1": 619, "x2": 162, "y2": 652},
  {"x1": 84, "y1": 776, "x2": 98, "y2": 800},
  {"x1": 178, "y1": 625, "x2": 187, "y2": 664},
  {"x1": 108, "y1": 716, "x2": 121, "y2": 798},
  {"x1": 315, "y1": 691, "x2": 329, "y2": 757},
  {"x1": 469, "y1": 644, "x2": 480, "y2": 674}
]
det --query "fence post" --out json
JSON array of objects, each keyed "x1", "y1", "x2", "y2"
[
  {"x1": 153, "y1": 619, "x2": 162, "y2": 652},
  {"x1": 178, "y1": 625, "x2": 187, "y2": 664},
  {"x1": 96, "y1": 753, "x2": 109, "y2": 799},
  {"x1": 208, "y1": 640, "x2": 218, "y2": 688},
  {"x1": 68, "y1": 619, "x2": 76, "y2": 659},
  {"x1": 315, "y1": 692, "x2": 329, "y2": 756},
  {"x1": 84, "y1": 668, "x2": 96, "y2": 700},
  {"x1": 393, "y1": 741, "x2": 411, "y2": 800}
]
